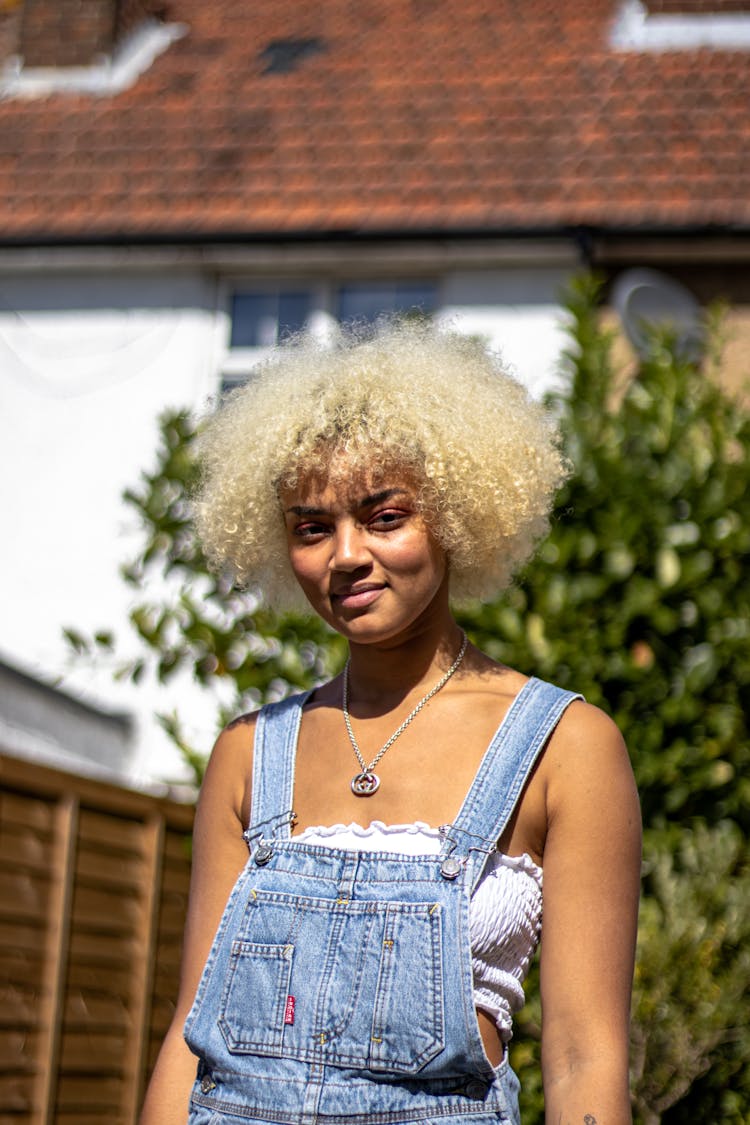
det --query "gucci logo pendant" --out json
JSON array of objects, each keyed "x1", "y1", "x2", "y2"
[{"x1": 351, "y1": 771, "x2": 380, "y2": 797}]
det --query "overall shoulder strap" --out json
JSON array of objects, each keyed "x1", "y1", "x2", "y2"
[
  {"x1": 249, "y1": 691, "x2": 311, "y2": 838},
  {"x1": 446, "y1": 678, "x2": 582, "y2": 886}
]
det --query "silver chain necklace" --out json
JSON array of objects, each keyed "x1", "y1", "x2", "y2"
[{"x1": 343, "y1": 632, "x2": 468, "y2": 797}]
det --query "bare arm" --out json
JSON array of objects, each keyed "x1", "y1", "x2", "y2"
[
  {"x1": 138, "y1": 719, "x2": 255, "y2": 1125},
  {"x1": 539, "y1": 703, "x2": 641, "y2": 1125}
]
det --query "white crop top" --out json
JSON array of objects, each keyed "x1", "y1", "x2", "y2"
[{"x1": 295, "y1": 820, "x2": 542, "y2": 1041}]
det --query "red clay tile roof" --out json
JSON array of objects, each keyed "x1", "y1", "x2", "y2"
[{"x1": 0, "y1": 0, "x2": 749, "y2": 240}]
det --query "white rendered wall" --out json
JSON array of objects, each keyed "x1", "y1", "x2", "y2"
[
  {"x1": 0, "y1": 262, "x2": 569, "y2": 784},
  {"x1": 0, "y1": 270, "x2": 222, "y2": 786},
  {"x1": 438, "y1": 267, "x2": 571, "y2": 397}
]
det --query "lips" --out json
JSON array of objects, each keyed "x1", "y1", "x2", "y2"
[{"x1": 332, "y1": 583, "x2": 385, "y2": 609}]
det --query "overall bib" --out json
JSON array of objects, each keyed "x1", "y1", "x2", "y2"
[{"x1": 184, "y1": 677, "x2": 580, "y2": 1125}]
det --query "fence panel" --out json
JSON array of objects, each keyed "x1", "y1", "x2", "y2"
[{"x1": 0, "y1": 753, "x2": 194, "y2": 1125}]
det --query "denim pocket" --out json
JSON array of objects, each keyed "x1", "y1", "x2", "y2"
[
  {"x1": 369, "y1": 902, "x2": 444, "y2": 1072},
  {"x1": 216, "y1": 889, "x2": 444, "y2": 1075},
  {"x1": 219, "y1": 941, "x2": 294, "y2": 1053}
]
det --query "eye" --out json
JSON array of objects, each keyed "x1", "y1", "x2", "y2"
[
  {"x1": 368, "y1": 508, "x2": 409, "y2": 531},
  {"x1": 290, "y1": 519, "x2": 329, "y2": 539}
]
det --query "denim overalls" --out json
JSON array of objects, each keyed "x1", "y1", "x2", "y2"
[{"x1": 184, "y1": 677, "x2": 580, "y2": 1125}]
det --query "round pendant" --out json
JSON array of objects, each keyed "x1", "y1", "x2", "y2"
[{"x1": 351, "y1": 771, "x2": 380, "y2": 796}]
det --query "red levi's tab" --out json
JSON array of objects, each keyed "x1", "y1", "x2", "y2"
[{"x1": 284, "y1": 995, "x2": 296, "y2": 1025}]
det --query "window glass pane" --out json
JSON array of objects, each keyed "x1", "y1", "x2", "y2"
[
  {"x1": 230, "y1": 292, "x2": 275, "y2": 347},
  {"x1": 277, "y1": 291, "x2": 311, "y2": 339},
  {"x1": 337, "y1": 283, "x2": 390, "y2": 324},
  {"x1": 230, "y1": 290, "x2": 311, "y2": 347},
  {"x1": 336, "y1": 282, "x2": 436, "y2": 325},
  {"x1": 393, "y1": 282, "x2": 436, "y2": 314}
]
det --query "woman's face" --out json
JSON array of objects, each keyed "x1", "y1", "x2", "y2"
[{"x1": 280, "y1": 464, "x2": 449, "y2": 645}]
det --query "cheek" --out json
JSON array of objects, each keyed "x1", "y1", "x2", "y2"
[
  {"x1": 396, "y1": 536, "x2": 447, "y2": 586},
  {"x1": 286, "y1": 541, "x2": 336, "y2": 604},
  {"x1": 286, "y1": 547, "x2": 319, "y2": 588}
]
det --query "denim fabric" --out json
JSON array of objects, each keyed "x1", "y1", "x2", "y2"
[{"x1": 184, "y1": 678, "x2": 580, "y2": 1124}]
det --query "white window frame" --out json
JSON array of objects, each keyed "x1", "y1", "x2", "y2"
[{"x1": 611, "y1": 0, "x2": 750, "y2": 50}]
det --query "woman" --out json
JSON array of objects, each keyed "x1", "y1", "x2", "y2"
[{"x1": 140, "y1": 321, "x2": 641, "y2": 1125}]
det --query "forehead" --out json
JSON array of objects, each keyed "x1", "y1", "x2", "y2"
[{"x1": 281, "y1": 459, "x2": 421, "y2": 510}]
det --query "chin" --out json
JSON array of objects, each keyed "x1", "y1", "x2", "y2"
[{"x1": 334, "y1": 611, "x2": 434, "y2": 647}]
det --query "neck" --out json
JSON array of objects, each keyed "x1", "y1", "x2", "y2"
[{"x1": 345, "y1": 617, "x2": 466, "y2": 706}]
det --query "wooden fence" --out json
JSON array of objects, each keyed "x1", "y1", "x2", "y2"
[{"x1": 0, "y1": 753, "x2": 195, "y2": 1125}]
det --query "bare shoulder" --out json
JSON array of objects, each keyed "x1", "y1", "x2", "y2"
[
  {"x1": 546, "y1": 698, "x2": 631, "y2": 771},
  {"x1": 198, "y1": 711, "x2": 258, "y2": 830},
  {"x1": 223, "y1": 708, "x2": 260, "y2": 736},
  {"x1": 542, "y1": 698, "x2": 641, "y2": 847},
  {"x1": 207, "y1": 709, "x2": 257, "y2": 779}
]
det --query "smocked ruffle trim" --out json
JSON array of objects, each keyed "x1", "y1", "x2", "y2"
[
  {"x1": 297, "y1": 819, "x2": 441, "y2": 840},
  {"x1": 294, "y1": 820, "x2": 543, "y2": 881}
]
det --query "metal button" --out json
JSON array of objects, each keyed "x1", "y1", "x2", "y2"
[
  {"x1": 254, "y1": 843, "x2": 273, "y2": 866},
  {"x1": 465, "y1": 1078, "x2": 488, "y2": 1099},
  {"x1": 200, "y1": 1074, "x2": 216, "y2": 1093},
  {"x1": 440, "y1": 856, "x2": 462, "y2": 880}
]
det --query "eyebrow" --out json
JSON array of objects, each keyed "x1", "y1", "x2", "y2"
[{"x1": 285, "y1": 488, "x2": 409, "y2": 516}]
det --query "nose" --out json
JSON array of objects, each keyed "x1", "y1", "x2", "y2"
[{"x1": 330, "y1": 521, "x2": 370, "y2": 572}]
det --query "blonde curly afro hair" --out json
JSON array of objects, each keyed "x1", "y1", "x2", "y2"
[{"x1": 194, "y1": 319, "x2": 567, "y2": 605}]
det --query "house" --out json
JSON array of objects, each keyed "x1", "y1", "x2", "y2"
[
  {"x1": 0, "y1": 655, "x2": 135, "y2": 781},
  {"x1": 1, "y1": 0, "x2": 748, "y2": 781}
]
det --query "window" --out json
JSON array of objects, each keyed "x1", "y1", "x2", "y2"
[
  {"x1": 220, "y1": 278, "x2": 438, "y2": 391},
  {"x1": 336, "y1": 282, "x2": 437, "y2": 325}
]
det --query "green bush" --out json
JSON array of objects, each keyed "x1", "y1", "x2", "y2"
[{"x1": 632, "y1": 823, "x2": 750, "y2": 1125}]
